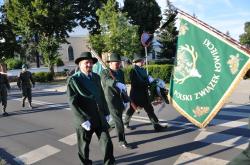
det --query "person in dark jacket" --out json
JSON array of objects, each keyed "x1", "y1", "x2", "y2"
[
  {"x1": 124, "y1": 53, "x2": 167, "y2": 132},
  {"x1": 0, "y1": 70, "x2": 10, "y2": 116},
  {"x1": 101, "y1": 53, "x2": 132, "y2": 149},
  {"x1": 17, "y1": 64, "x2": 35, "y2": 109},
  {"x1": 67, "y1": 52, "x2": 115, "y2": 165}
]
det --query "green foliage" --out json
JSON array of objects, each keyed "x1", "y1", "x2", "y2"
[
  {"x1": 5, "y1": 58, "x2": 23, "y2": 69},
  {"x1": 157, "y1": 0, "x2": 178, "y2": 59},
  {"x1": 148, "y1": 59, "x2": 175, "y2": 65},
  {"x1": 32, "y1": 72, "x2": 53, "y2": 82},
  {"x1": 239, "y1": 22, "x2": 250, "y2": 48},
  {"x1": 123, "y1": 0, "x2": 162, "y2": 36},
  {"x1": 56, "y1": 58, "x2": 64, "y2": 66},
  {"x1": 123, "y1": 64, "x2": 173, "y2": 84},
  {"x1": 5, "y1": 0, "x2": 77, "y2": 69},
  {"x1": 75, "y1": 0, "x2": 108, "y2": 35},
  {"x1": 0, "y1": 5, "x2": 19, "y2": 59},
  {"x1": 38, "y1": 36, "x2": 61, "y2": 76},
  {"x1": 90, "y1": 0, "x2": 140, "y2": 58}
]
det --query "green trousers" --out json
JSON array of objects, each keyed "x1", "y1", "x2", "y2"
[
  {"x1": 109, "y1": 108, "x2": 126, "y2": 143},
  {"x1": 76, "y1": 127, "x2": 115, "y2": 165}
]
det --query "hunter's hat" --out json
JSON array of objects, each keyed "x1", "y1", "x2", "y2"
[
  {"x1": 75, "y1": 52, "x2": 98, "y2": 65},
  {"x1": 106, "y1": 53, "x2": 122, "y2": 63},
  {"x1": 132, "y1": 53, "x2": 145, "y2": 63},
  {"x1": 22, "y1": 64, "x2": 28, "y2": 69}
]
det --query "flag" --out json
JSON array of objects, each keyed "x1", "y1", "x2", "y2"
[{"x1": 169, "y1": 12, "x2": 250, "y2": 128}]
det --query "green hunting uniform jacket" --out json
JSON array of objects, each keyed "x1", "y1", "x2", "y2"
[
  {"x1": 17, "y1": 71, "x2": 35, "y2": 89},
  {"x1": 101, "y1": 69, "x2": 125, "y2": 111},
  {"x1": 130, "y1": 65, "x2": 150, "y2": 106},
  {"x1": 67, "y1": 71, "x2": 110, "y2": 129}
]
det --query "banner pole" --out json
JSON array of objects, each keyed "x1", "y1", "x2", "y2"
[{"x1": 145, "y1": 46, "x2": 148, "y2": 74}]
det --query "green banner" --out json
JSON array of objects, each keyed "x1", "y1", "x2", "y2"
[{"x1": 169, "y1": 14, "x2": 250, "y2": 128}]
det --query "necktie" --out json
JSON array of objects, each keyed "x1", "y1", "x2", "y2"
[{"x1": 87, "y1": 74, "x2": 92, "y2": 80}]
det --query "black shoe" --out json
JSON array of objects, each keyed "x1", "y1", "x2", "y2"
[
  {"x1": 154, "y1": 124, "x2": 168, "y2": 132},
  {"x1": 2, "y1": 112, "x2": 9, "y2": 116},
  {"x1": 124, "y1": 124, "x2": 135, "y2": 130},
  {"x1": 119, "y1": 142, "x2": 132, "y2": 150}
]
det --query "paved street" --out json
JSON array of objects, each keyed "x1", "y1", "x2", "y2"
[{"x1": 0, "y1": 80, "x2": 249, "y2": 165}]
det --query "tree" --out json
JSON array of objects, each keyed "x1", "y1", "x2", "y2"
[
  {"x1": 157, "y1": 0, "x2": 178, "y2": 59},
  {"x1": 5, "y1": 0, "x2": 77, "y2": 74},
  {"x1": 38, "y1": 36, "x2": 60, "y2": 76},
  {"x1": 74, "y1": 0, "x2": 107, "y2": 35},
  {"x1": 122, "y1": 0, "x2": 161, "y2": 36},
  {"x1": 90, "y1": 0, "x2": 140, "y2": 59},
  {"x1": 0, "y1": 4, "x2": 19, "y2": 60},
  {"x1": 239, "y1": 22, "x2": 250, "y2": 48}
]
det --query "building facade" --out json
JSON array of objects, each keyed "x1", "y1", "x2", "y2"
[{"x1": 58, "y1": 36, "x2": 89, "y2": 66}]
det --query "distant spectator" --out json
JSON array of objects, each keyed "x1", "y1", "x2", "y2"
[{"x1": 17, "y1": 64, "x2": 35, "y2": 109}]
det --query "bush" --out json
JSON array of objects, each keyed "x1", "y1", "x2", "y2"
[
  {"x1": 5, "y1": 58, "x2": 23, "y2": 70},
  {"x1": 123, "y1": 64, "x2": 173, "y2": 84},
  {"x1": 56, "y1": 58, "x2": 64, "y2": 66},
  {"x1": 32, "y1": 72, "x2": 53, "y2": 82},
  {"x1": 148, "y1": 58, "x2": 175, "y2": 65}
]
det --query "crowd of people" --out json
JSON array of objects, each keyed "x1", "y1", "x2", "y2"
[
  {"x1": 1, "y1": 51, "x2": 248, "y2": 165},
  {"x1": 67, "y1": 51, "x2": 168, "y2": 165}
]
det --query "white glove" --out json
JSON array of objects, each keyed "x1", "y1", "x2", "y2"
[
  {"x1": 105, "y1": 115, "x2": 111, "y2": 123},
  {"x1": 148, "y1": 75, "x2": 154, "y2": 83},
  {"x1": 116, "y1": 82, "x2": 127, "y2": 91},
  {"x1": 81, "y1": 120, "x2": 91, "y2": 131},
  {"x1": 123, "y1": 102, "x2": 129, "y2": 110}
]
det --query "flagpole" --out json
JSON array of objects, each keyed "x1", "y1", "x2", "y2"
[
  {"x1": 145, "y1": 47, "x2": 148, "y2": 74},
  {"x1": 176, "y1": 8, "x2": 250, "y2": 55}
]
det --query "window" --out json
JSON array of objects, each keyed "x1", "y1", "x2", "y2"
[{"x1": 68, "y1": 45, "x2": 74, "y2": 61}]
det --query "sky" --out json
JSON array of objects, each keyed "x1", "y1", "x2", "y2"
[
  {"x1": 1, "y1": 0, "x2": 249, "y2": 41},
  {"x1": 157, "y1": 0, "x2": 250, "y2": 41}
]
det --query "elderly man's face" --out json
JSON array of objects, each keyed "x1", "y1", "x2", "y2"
[
  {"x1": 109, "y1": 61, "x2": 121, "y2": 71},
  {"x1": 79, "y1": 59, "x2": 93, "y2": 74}
]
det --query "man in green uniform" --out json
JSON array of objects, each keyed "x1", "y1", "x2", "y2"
[
  {"x1": 124, "y1": 53, "x2": 167, "y2": 132},
  {"x1": 101, "y1": 53, "x2": 132, "y2": 150},
  {"x1": 67, "y1": 52, "x2": 115, "y2": 165},
  {"x1": 0, "y1": 66, "x2": 10, "y2": 116},
  {"x1": 17, "y1": 64, "x2": 35, "y2": 109}
]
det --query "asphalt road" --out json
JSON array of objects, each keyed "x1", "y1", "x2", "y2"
[{"x1": 0, "y1": 84, "x2": 249, "y2": 165}]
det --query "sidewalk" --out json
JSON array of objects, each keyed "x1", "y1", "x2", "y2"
[{"x1": 225, "y1": 79, "x2": 250, "y2": 105}]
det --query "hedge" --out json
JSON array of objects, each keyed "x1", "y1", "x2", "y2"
[
  {"x1": 32, "y1": 72, "x2": 53, "y2": 82},
  {"x1": 5, "y1": 58, "x2": 23, "y2": 70},
  {"x1": 123, "y1": 64, "x2": 173, "y2": 84}
]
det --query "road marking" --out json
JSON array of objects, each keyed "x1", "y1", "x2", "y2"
[
  {"x1": 174, "y1": 152, "x2": 229, "y2": 165},
  {"x1": 14, "y1": 145, "x2": 60, "y2": 165},
  {"x1": 218, "y1": 111, "x2": 250, "y2": 118},
  {"x1": 58, "y1": 133, "x2": 77, "y2": 146},
  {"x1": 12, "y1": 98, "x2": 70, "y2": 110},
  {"x1": 194, "y1": 131, "x2": 249, "y2": 150},
  {"x1": 211, "y1": 119, "x2": 248, "y2": 128},
  {"x1": 224, "y1": 104, "x2": 250, "y2": 110}
]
